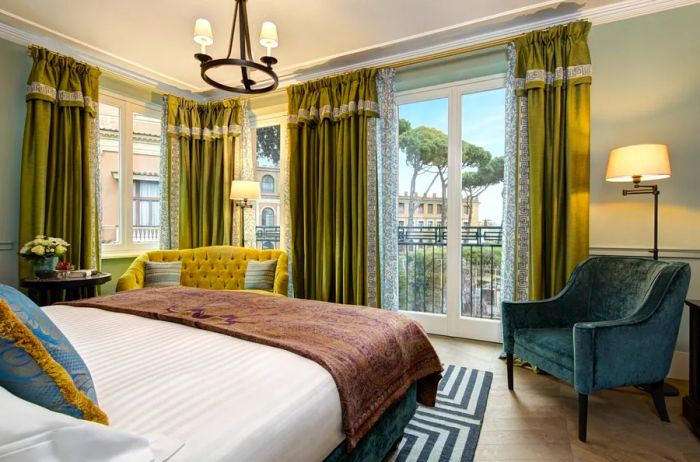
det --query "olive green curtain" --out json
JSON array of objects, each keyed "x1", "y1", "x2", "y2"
[
  {"x1": 288, "y1": 69, "x2": 379, "y2": 305},
  {"x1": 19, "y1": 47, "x2": 101, "y2": 279},
  {"x1": 514, "y1": 21, "x2": 592, "y2": 299},
  {"x1": 164, "y1": 96, "x2": 241, "y2": 249}
]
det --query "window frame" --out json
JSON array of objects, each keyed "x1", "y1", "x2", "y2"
[
  {"x1": 250, "y1": 111, "x2": 288, "y2": 250},
  {"x1": 395, "y1": 73, "x2": 506, "y2": 342},
  {"x1": 99, "y1": 91, "x2": 163, "y2": 258}
]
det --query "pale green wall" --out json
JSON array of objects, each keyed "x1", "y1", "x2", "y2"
[
  {"x1": 0, "y1": 39, "x2": 30, "y2": 288},
  {"x1": 588, "y1": 4, "x2": 700, "y2": 352},
  {"x1": 101, "y1": 257, "x2": 133, "y2": 294}
]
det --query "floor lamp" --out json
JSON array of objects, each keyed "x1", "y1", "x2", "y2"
[
  {"x1": 230, "y1": 180, "x2": 261, "y2": 248},
  {"x1": 605, "y1": 143, "x2": 676, "y2": 395}
]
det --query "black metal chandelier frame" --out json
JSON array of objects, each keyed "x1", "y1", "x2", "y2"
[{"x1": 194, "y1": 0, "x2": 279, "y2": 94}]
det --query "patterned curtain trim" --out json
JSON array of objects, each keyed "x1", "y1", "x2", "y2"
[
  {"x1": 281, "y1": 116, "x2": 294, "y2": 297},
  {"x1": 287, "y1": 100, "x2": 379, "y2": 126},
  {"x1": 500, "y1": 44, "x2": 518, "y2": 304},
  {"x1": 514, "y1": 64, "x2": 593, "y2": 92},
  {"x1": 514, "y1": 96, "x2": 531, "y2": 302},
  {"x1": 376, "y1": 68, "x2": 399, "y2": 311},
  {"x1": 366, "y1": 117, "x2": 379, "y2": 308},
  {"x1": 159, "y1": 95, "x2": 179, "y2": 250},
  {"x1": 89, "y1": 103, "x2": 100, "y2": 271},
  {"x1": 25, "y1": 83, "x2": 98, "y2": 113},
  {"x1": 167, "y1": 124, "x2": 242, "y2": 139}
]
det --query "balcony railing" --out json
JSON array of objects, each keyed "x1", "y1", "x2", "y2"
[
  {"x1": 133, "y1": 226, "x2": 160, "y2": 243},
  {"x1": 399, "y1": 225, "x2": 502, "y2": 319},
  {"x1": 256, "y1": 226, "x2": 280, "y2": 249},
  {"x1": 100, "y1": 225, "x2": 160, "y2": 244}
]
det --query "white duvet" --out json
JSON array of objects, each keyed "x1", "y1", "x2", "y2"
[{"x1": 43, "y1": 305, "x2": 345, "y2": 462}]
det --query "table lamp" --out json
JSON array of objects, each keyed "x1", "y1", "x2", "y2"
[
  {"x1": 230, "y1": 180, "x2": 261, "y2": 247},
  {"x1": 605, "y1": 144, "x2": 671, "y2": 260}
]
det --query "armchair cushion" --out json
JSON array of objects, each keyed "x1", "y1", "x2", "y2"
[{"x1": 515, "y1": 328, "x2": 574, "y2": 384}]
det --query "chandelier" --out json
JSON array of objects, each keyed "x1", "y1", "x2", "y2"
[{"x1": 193, "y1": 0, "x2": 279, "y2": 94}]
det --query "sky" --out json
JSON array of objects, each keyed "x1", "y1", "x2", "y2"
[{"x1": 398, "y1": 88, "x2": 505, "y2": 225}]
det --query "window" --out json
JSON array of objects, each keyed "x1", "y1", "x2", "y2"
[
  {"x1": 261, "y1": 207, "x2": 275, "y2": 227},
  {"x1": 417, "y1": 220, "x2": 424, "y2": 226},
  {"x1": 399, "y1": 220, "x2": 404, "y2": 227},
  {"x1": 437, "y1": 204, "x2": 443, "y2": 214},
  {"x1": 252, "y1": 116, "x2": 288, "y2": 250},
  {"x1": 99, "y1": 93, "x2": 162, "y2": 255},
  {"x1": 417, "y1": 204, "x2": 424, "y2": 214},
  {"x1": 261, "y1": 174, "x2": 275, "y2": 193},
  {"x1": 398, "y1": 202, "x2": 405, "y2": 214},
  {"x1": 463, "y1": 205, "x2": 469, "y2": 215},
  {"x1": 428, "y1": 204, "x2": 434, "y2": 214},
  {"x1": 427, "y1": 220, "x2": 433, "y2": 226}
]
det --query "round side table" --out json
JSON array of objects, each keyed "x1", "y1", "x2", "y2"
[{"x1": 20, "y1": 273, "x2": 111, "y2": 306}]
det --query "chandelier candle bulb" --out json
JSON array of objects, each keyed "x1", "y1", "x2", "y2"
[
  {"x1": 259, "y1": 21, "x2": 279, "y2": 57},
  {"x1": 193, "y1": 18, "x2": 214, "y2": 54}
]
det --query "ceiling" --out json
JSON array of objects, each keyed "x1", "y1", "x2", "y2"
[{"x1": 0, "y1": 0, "x2": 694, "y2": 97}]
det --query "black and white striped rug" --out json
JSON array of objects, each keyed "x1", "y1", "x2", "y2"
[{"x1": 390, "y1": 365, "x2": 493, "y2": 462}]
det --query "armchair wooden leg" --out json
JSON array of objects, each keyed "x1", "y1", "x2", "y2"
[
  {"x1": 506, "y1": 353, "x2": 514, "y2": 390},
  {"x1": 650, "y1": 381, "x2": 670, "y2": 422},
  {"x1": 578, "y1": 394, "x2": 588, "y2": 442}
]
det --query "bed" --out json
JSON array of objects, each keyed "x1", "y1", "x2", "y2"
[{"x1": 29, "y1": 287, "x2": 441, "y2": 462}]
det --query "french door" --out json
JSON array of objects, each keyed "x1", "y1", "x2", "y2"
[{"x1": 396, "y1": 75, "x2": 505, "y2": 343}]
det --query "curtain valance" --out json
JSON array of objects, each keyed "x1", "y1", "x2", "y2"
[
  {"x1": 25, "y1": 47, "x2": 100, "y2": 116},
  {"x1": 514, "y1": 21, "x2": 592, "y2": 95},
  {"x1": 287, "y1": 69, "x2": 379, "y2": 127},
  {"x1": 167, "y1": 96, "x2": 242, "y2": 140}
]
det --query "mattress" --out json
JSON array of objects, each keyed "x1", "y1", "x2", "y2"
[{"x1": 43, "y1": 305, "x2": 345, "y2": 462}]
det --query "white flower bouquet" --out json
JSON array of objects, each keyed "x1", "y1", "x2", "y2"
[{"x1": 18, "y1": 235, "x2": 70, "y2": 261}]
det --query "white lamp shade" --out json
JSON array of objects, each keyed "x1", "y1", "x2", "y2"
[
  {"x1": 259, "y1": 21, "x2": 278, "y2": 49},
  {"x1": 193, "y1": 18, "x2": 214, "y2": 46},
  {"x1": 605, "y1": 144, "x2": 671, "y2": 183},
  {"x1": 230, "y1": 180, "x2": 261, "y2": 200}
]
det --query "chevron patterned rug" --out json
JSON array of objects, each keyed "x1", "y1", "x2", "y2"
[{"x1": 390, "y1": 365, "x2": 493, "y2": 462}]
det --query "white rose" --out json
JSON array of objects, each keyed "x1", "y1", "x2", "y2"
[
  {"x1": 20, "y1": 244, "x2": 31, "y2": 254},
  {"x1": 40, "y1": 239, "x2": 51, "y2": 246},
  {"x1": 35, "y1": 235, "x2": 45, "y2": 240},
  {"x1": 31, "y1": 245, "x2": 45, "y2": 256},
  {"x1": 55, "y1": 245, "x2": 67, "y2": 256}
]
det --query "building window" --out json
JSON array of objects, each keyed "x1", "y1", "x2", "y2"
[
  {"x1": 399, "y1": 220, "x2": 404, "y2": 226},
  {"x1": 428, "y1": 204, "x2": 434, "y2": 214},
  {"x1": 427, "y1": 220, "x2": 433, "y2": 226},
  {"x1": 463, "y1": 205, "x2": 469, "y2": 215},
  {"x1": 437, "y1": 204, "x2": 443, "y2": 214},
  {"x1": 398, "y1": 202, "x2": 405, "y2": 214},
  {"x1": 261, "y1": 207, "x2": 275, "y2": 227},
  {"x1": 417, "y1": 204, "x2": 424, "y2": 214},
  {"x1": 261, "y1": 174, "x2": 275, "y2": 193},
  {"x1": 99, "y1": 94, "x2": 162, "y2": 253},
  {"x1": 417, "y1": 220, "x2": 424, "y2": 226}
]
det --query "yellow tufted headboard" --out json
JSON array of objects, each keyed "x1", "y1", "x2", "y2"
[{"x1": 116, "y1": 246, "x2": 288, "y2": 296}]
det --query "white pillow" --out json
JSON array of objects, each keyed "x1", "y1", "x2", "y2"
[{"x1": 0, "y1": 386, "x2": 160, "y2": 462}]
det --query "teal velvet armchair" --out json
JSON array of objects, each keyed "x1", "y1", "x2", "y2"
[{"x1": 502, "y1": 256, "x2": 691, "y2": 442}]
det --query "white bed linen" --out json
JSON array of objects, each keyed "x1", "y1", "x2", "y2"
[{"x1": 43, "y1": 305, "x2": 345, "y2": 462}]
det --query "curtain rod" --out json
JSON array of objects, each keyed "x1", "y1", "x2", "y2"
[{"x1": 382, "y1": 35, "x2": 517, "y2": 70}]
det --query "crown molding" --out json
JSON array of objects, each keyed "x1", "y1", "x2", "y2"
[
  {"x1": 0, "y1": 10, "x2": 205, "y2": 102},
  {"x1": 1, "y1": 0, "x2": 698, "y2": 102},
  {"x1": 262, "y1": 0, "x2": 700, "y2": 91}
]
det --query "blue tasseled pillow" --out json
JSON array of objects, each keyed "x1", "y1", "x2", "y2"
[{"x1": 0, "y1": 283, "x2": 98, "y2": 405}]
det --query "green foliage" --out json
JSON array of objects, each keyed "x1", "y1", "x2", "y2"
[
  {"x1": 399, "y1": 125, "x2": 448, "y2": 171},
  {"x1": 256, "y1": 125, "x2": 280, "y2": 167}
]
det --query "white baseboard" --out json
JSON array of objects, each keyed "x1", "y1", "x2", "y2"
[{"x1": 668, "y1": 350, "x2": 689, "y2": 380}]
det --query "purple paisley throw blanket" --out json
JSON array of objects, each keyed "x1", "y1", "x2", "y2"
[{"x1": 63, "y1": 286, "x2": 442, "y2": 450}]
